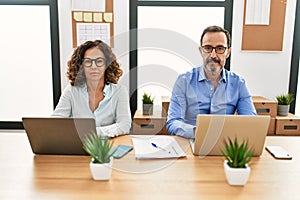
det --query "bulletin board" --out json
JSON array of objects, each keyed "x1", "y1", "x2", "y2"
[
  {"x1": 241, "y1": 0, "x2": 287, "y2": 51},
  {"x1": 72, "y1": 0, "x2": 114, "y2": 48}
]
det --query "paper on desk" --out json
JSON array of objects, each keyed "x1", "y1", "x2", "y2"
[{"x1": 131, "y1": 135, "x2": 186, "y2": 159}]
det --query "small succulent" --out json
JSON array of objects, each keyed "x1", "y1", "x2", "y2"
[
  {"x1": 222, "y1": 138, "x2": 253, "y2": 168},
  {"x1": 83, "y1": 131, "x2": 116, "y2": 164},
  {"x1": 142, "y1": 92, "x2": 154, "y2": 104},
  {"x1": 276, "y1": 93, "x2": 295, "y2": 105}
]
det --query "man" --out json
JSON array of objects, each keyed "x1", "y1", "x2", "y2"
[{"x1": 166, "y1": 25, "x2": 256, "y2": 139}]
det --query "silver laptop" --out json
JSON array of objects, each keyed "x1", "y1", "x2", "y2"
[
  {"x1": 190, "y1": 115, "x2": 270, "y2": 156},
  {"x1": 22, "y1": 117, "x2": 96, "y2": 155}
]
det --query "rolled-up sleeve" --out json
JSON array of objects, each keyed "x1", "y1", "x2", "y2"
[
  {"x1": 166, "y1": 75, "x2": 195, "y2": 139},
  {"x1": 236, "y1": 80, "x2": 257, "y2": 116}
]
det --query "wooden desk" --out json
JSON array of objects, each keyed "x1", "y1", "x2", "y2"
[{"x1": 1, "y1": 132, "x2": 300, "y2": 199}]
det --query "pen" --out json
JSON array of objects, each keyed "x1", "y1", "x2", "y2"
[{"x1": 151, "y1": 143, "x2": 171, "y2": 154}]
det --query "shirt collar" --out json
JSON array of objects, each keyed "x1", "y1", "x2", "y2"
[
  {"x1": 198, "y1": 66, "x2": 207, "y2": 81},
  {"x1": 103, "y1": 83, "x2": 110, "y2": 96},
  {"x1": 220, "y1": 69, "x2": 227, "y2": 83},
  {"x1": 198, "y1": 65, "x2": 227, "y2": 83},
  {"x1": 82, "y1": 82, "x2": 111, "y2": 96}
]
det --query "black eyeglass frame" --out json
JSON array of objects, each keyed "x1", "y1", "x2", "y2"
[
  {"x1": 82, "y1": 57, "x2": 106, "y2": 68},
  {"x1": 201, "y1": 45, "x2": 228, "y2": 54}
]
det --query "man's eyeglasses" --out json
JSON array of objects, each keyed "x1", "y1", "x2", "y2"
[
  {"x1": 201, "y1": 45, "x2": 228, "y2": 54},
  {"x1": 82, "y1": 57, "x2": 106, "y2": 68}
]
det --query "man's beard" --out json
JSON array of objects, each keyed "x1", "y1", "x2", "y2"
[{"x1": 205, "y1": 57, "x2": 222, "y2": 75}]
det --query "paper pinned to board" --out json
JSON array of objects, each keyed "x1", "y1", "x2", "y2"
[
  {"x1": 73, "y1": 12, "x2": 83, "y2": 21},
  {"x1": 131, "y1": 135, "x2": 186, "y2": 159},
  {"x1": 103, "y1": 13, "x2": 113, "y2": 22},
  {"x1": 245, "y1": 0, "x2": 271, "y2": 25},
  {"x1": 94, "y1": 13, "x2": 103, "y2": 22},
  {"x1": 72, "y1": 0, "x2": 105, "y2": 12},
  {"x1": 83, "y1": 13, "x2": 93, "y2": 22}
]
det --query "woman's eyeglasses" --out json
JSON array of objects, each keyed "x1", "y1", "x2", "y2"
[{"x1": 82, "y1": 57, "x2": 105, "y2": 68}]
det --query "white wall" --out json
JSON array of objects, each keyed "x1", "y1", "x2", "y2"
[
  {"x1": 231, "y1": 0, "x2": 297, "y2": 101},
  {"x1": 57, "y1": 0, "x2": 129, "y2": 91}
]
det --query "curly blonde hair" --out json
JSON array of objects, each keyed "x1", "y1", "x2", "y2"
[{"x1": 67, "y1": 40, "x2": 123, "y2": 86}]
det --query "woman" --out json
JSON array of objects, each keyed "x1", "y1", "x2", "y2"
[{"x1": 52, "y1": 40, "x2": 131, "y2": 137}]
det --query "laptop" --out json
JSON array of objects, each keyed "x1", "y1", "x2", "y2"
[
  {"x1": 22, "y1": 117, "x2": 96, "y2": 155},
  {"x1": 190, "y1": 115, "x2": 270, "y2": 156}
]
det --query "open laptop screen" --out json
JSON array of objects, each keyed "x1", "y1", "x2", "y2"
[
  {"x1": 192, "y1": 115, "x2": 270, "y2": 156},
  {"x1": 22, "y1": 118, "x2": 96, "y2": 155}
]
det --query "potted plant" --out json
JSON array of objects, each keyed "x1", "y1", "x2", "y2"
[
  {"x1": 222, "y1": 138, "x2": 253, "y2": 186},
  {"x1": 83, "y1": 131, "x2": 116, "y2": 181},
  {"x1": 276, "y1": 93, "x2": 295, "y2": 116},
  {"x1": 142, "y1": 92, "x2": 154, "y2": 115}
]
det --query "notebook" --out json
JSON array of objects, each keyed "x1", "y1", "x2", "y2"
[
  {"x1": 190, "y1": 115, "x2": 270, "y2": 156},
  {"x1": 22, "y1": 117, "x2": 96, "y2": 155},
  {"x1": 131, "y1": 135, "x2": 186, "y2": 159}
]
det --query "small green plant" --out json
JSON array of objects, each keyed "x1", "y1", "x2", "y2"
[
  {"x1": 83, "y1": 131, "x2": 116, "y2": 164},
  {"x1": 222, "y1": 138, "x2": 253, "y2": 168},
  {"x1": 276, "y1": 93, "x2": 295, "y2": 105},
  {"x1": 142, "y1": 92, "x2": 154, "y2": 104}
]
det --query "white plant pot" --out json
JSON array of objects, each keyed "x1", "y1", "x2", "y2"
[
  {"x1": 224, "y1": 160, "x2": 251, "y2": 186},
  {"x1": 89, "y1": 158, "x2": 113, "y2": 181}
]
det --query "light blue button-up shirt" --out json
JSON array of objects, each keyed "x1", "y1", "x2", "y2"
[
  {"x1": 52, "y1": 83, "x2": 132, "y2": 137},
  {"x1": 166, "y1": 66, "x2": 257, "y2": 139}
]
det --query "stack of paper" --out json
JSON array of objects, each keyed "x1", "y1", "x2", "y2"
[{"x1": 131, "y1": 135, "x2": 186, "y2": 159}]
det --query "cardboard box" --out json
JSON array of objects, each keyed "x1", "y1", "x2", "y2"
[
  {"x1": 275, "y1": 113, "x2": 300, "y2": 135},
  {"x1": 267, "y1": 117, "x2": 276, "y2": 135},
  {"x1": 161, "y1": 96, "x2": 170, "y2": 117},
  {"x1": 132, "y1": 110, "x2": 167, "y2": 135},
  {"x1": 252, "y1": 96, "x2": 277, "y2": 117}
]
